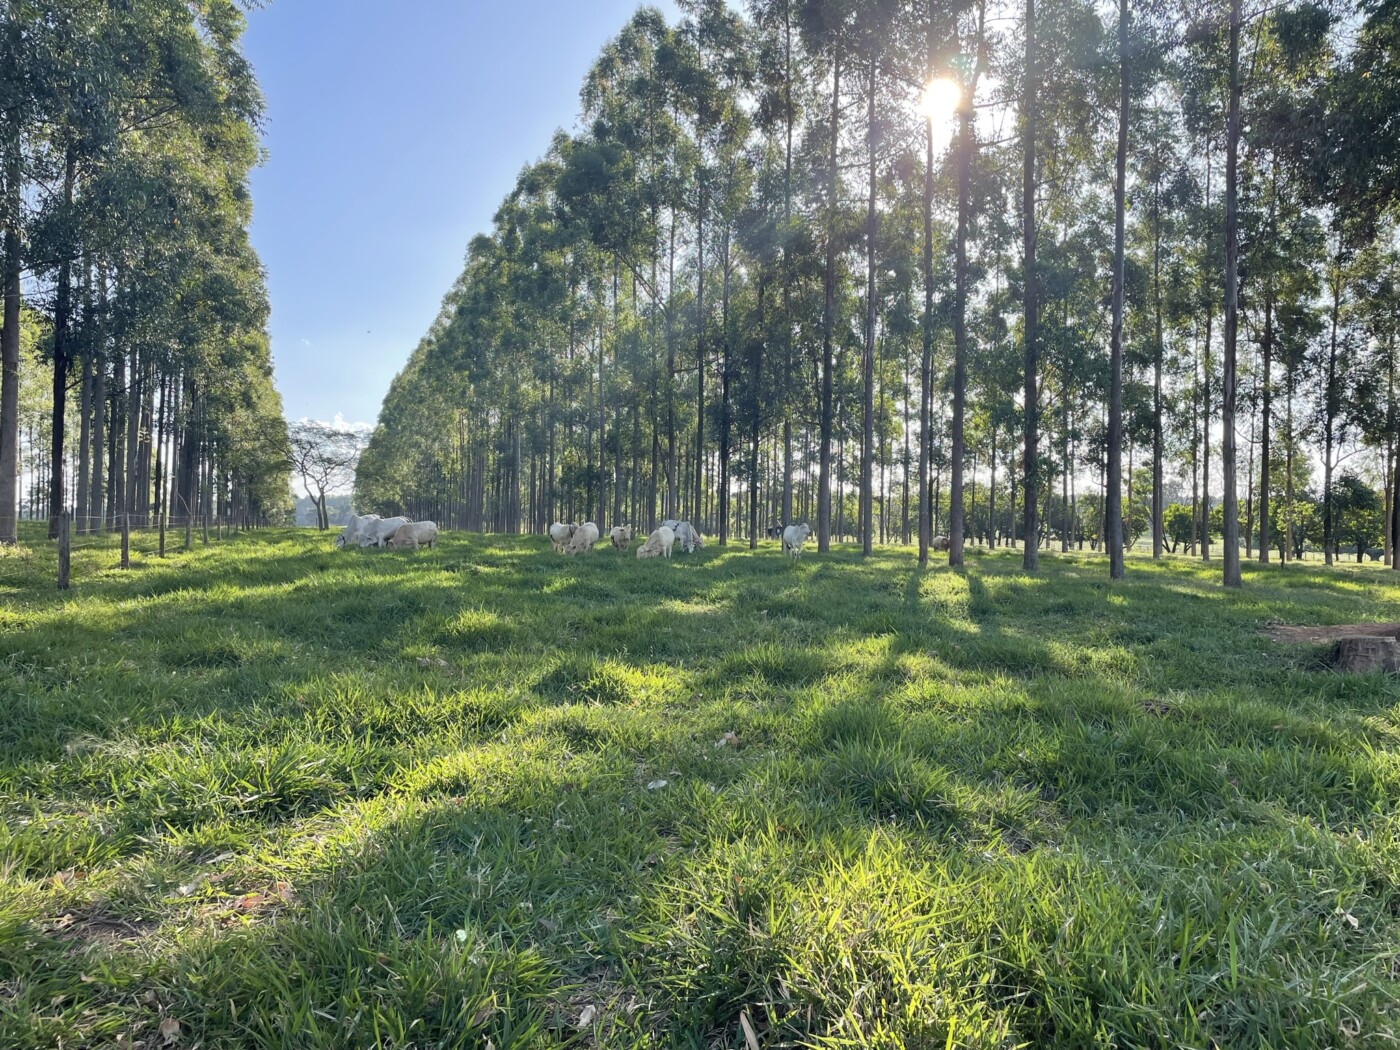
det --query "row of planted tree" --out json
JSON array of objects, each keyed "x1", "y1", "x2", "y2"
[
  {"x1": 0, "y1": 1, "x2": 291, "y2": 544},
  {"x1": 356, "y1": 0, "x2": 1399, "y2": 584}
]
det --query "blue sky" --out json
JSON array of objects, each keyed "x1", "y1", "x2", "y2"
[{"x1": 244, "y1": 0, "x2": 675, "y2": 427}]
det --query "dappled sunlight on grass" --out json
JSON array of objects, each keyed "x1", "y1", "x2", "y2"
[{"x1": 5, "y1": 524, "x2": 1400, "y2": 1046}]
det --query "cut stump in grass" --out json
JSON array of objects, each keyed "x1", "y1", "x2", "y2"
[
  {"x1": 1327, "y1": 635, "x2": 1400, "y2": 674},
  {"x1": 1265, "y1": 623, "x2": 1400, "y2": 644}
]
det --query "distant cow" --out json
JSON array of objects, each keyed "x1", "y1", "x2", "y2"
[
  {"x1": 766, "y1": 525, "x2": 785, "y2": 539},
  {"x1": 673, "y1": 521, "x2": 703, "y2": 553},
  {"x1": 610, "y1": 525, "x2": 635, "y2": 551},
  {"x1": 358, "y1": 516, "x2": 412, "y2": 549},
  {"x1": 636, "y1": 526, "x2": 676, "y2": 559},
  {"x1": 564, "y1": 522, "x2": 600, "y2": 555},
  {"x1": 335, "y1": 513, "x2": 380, "y2": 549},
  {"x1": 782, "y1": 523, "x2": 813, "y2": 559},
  {"x1": 389, "y1": 520, "x2": 439, "y2": 550},
  {"x1": 549, "y1": 522, "x2": 577, "y2": 552},
  {"x1": 931, "y1": 535, "x2": 950, "y2": 552}
]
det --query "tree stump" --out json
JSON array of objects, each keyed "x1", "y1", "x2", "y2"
[{"x1": 1328, "y1": 636, "x2": 1400, "y2": 674}]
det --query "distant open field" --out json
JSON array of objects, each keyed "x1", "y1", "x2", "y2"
[{"x1": 3, "y1": 525, "x2": 1400, "y2": 1048}]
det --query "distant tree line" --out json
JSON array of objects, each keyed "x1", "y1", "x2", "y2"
[
  {"x1": 356, "y1": 0, "x2": 1399, "y2": 583},
  {"x1": 0, "y1": 0, "x2": 291, "y2": 541}
]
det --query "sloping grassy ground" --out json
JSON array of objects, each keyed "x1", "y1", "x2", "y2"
[{"x1": 3, "y1": 524, "x2": 1400, "y2": 1048}]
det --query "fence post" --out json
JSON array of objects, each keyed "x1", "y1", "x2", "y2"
[
  {"x1": 183, "y1": 496, "x2": 192, "y2": 551},
  {"x1": 57, "y1": 510, "x2": 71, "y2": 590},
  {"x1": 159, "y1": 512, "x2": 166, "y2": 558},
  {"x1": 120, "y1": 512, "x2": 130, "y2": 569}
]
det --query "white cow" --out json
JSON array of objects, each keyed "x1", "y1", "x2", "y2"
[
  {"x1": 673, "y1": 521, "x2": 703, "y2": 553},
  {"x1": 357, "y1": 516, "x2": 412, "y2": 549},
  {"x1": 660, "y1": 519, "x2": 681, "y2": 532},
  {"x1": 564, "y1": 522, "x2": 600, "y2": 555},
  {"x1": 782, "y1": 522, "x2": 813, "y2": 559},
  {"x1": 549, "y1": 522, "x2": 577, "y2": 552},
  {"x1": 389, "y1": 520, "x2": 439, "y2": 550},
  {"x1": 335, "y1": 513, "x2": 380, "y2": 549},
  {"x1": 636, "y1": 526, "x2": 675, "y2": 559},
  {"x1": 609, "y1": 525, "x2": 635, "y2": 551},
  {"x1": 930, "y1": 534, "x2": 950, "y2": 552}
]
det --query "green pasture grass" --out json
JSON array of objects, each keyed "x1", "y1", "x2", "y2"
[{"x1": 3, "y1": 523, "x2": 1400, "y2": 1047}]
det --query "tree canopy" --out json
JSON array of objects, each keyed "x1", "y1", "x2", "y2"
[{"x1": 350, "y1": 0, "x2": 1399, "y2": 583}]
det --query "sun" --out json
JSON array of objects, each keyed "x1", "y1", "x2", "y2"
[{"x1": 918, "y1": 77, "x2": 961, "y2": 126}]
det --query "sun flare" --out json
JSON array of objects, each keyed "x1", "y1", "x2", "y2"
[{"x1": 918, "y1": 77, "x2": 961, "y2": 126}]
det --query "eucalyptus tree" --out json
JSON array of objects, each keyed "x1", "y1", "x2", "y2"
[
  {"x1": 924, "y1": 0, "x2": 981, "y2": 568},
  {"x1": 1220, "y1": 0, "x2": 1246, "y2": 587}
]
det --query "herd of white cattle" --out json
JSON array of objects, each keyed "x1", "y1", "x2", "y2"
[
  {"x1": 548, "y1": 519, "x2": 817, "y2": 559},
  {"x1": 334, "y1": 514, "x2": 439, "y2": 551},
  {"x1": 334, "y1": 512, "x2": 824, "y2": 560}
]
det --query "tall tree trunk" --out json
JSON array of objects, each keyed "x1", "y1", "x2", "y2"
[
  {"x1": 1021, "y1": 0, "x2": 1040, "y2": 571},
  {"x1": 666, "y1": 222, "x2": 677, "y2": 518},
  {"x1": 1202, "y1": 156, "x2": 1213, "y2": 562},
  {"x1": 918, "y1": 103, "x2": 936, "y2": 565},
  {"x1": 1221, "y1": 0, "x2": 1243, "y2": 588},
  {"x1": 47, "y1": 148, "x2": 77, "y2": 538},
  {"x1": 1323, "y1": 255, "x2": 1341, "y2": 566},
  {"x1": 90, "y1": 348, "x2": 106, "y2": 532},
  {"x1": 860, "y1": 51, "x2": 877, "y2": 556},
  {"x1": 1151, "y1": 164, "x2": 1165, "y2": 559},
  {"x1": 694, "y1": 185, "x2": 707, "y2": 529},
  {"x1": 719, "y1": 227, "x2": 733, "y2": 545},
  {"x1": 817, "y1": 48, "x2": 841, "y2": 552},
  {"x1": 749, "y1": 272, "x2": 766, "y2": 549},
  {"x1": 1259, "y1": 290, "x2": 1273, "y2": 562},
  {"x1": 0, "y1": 131, "x2": 20, "y2": 545},
  {"x1": 76, "y1": 349, "x2": 91, "y2": 534},
  {"x1": 1107, "y1": 0, "x2": 1128, "y2": 579}
]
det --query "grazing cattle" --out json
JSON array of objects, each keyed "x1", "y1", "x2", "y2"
[
  {"x1": 636, "y1": 526, "x2": 675, "y2": 559},
  {"x1": 1367, "y1": 547, "x2": 1385, "y2": 562},
  {"x1": 660, "y1": 519, "x2": 681, "y2": 532},
  {"x1": 564, "y1": 522, "x2": 600, "y2": 555},
  {"x1": 782, "y1": 523, "x2": 813, "y2": 559},
  {"x1": 931, "y1": 535, "x2": 950, "y2": 552},
  {"x1": 766, "y1": 525, "x2": 785, "y2": 539},
  {"x1": 549, "y1": 522, "x2": 577, "y2": 552},
  {"x1": 389, "y1": 520, "x2": 439, "y2": 550},
  {"x1": 357, "y1": 516, "x2": 412, "y2": 549},
  {"x1": 335, "y1": 513, "x2": 380, "y2": 549},
  {"x1": 609, "y1": 525, "x2": 635, "y2": 551},
  {"x1": 673, "y1": 521, "x2": 703, "y2": 553}
]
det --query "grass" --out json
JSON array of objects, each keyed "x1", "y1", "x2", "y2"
[{"x1": 3, "y1": 523, "x2": 1400, "y2": 1048}]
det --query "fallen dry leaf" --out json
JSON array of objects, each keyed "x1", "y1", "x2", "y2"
[
  {"x1": 646, "y1": 779, "x2": 668, "y2": 790},
  {"x1": 577, "y1": 1004, "x2": 598, "y2": 1027},
  {"x1": 715, "y1": 732, "x2": 739, "y2": 749},
  {"x1": 740, "y1": 1009, "x2": 760, "y2": 1050},
  {"x1": 470, "y1": 1004, "x2": 496, "y2": 1028},
  {"x1": 158, "y1": 1017, "x2": 180, "y2": 1045}
]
